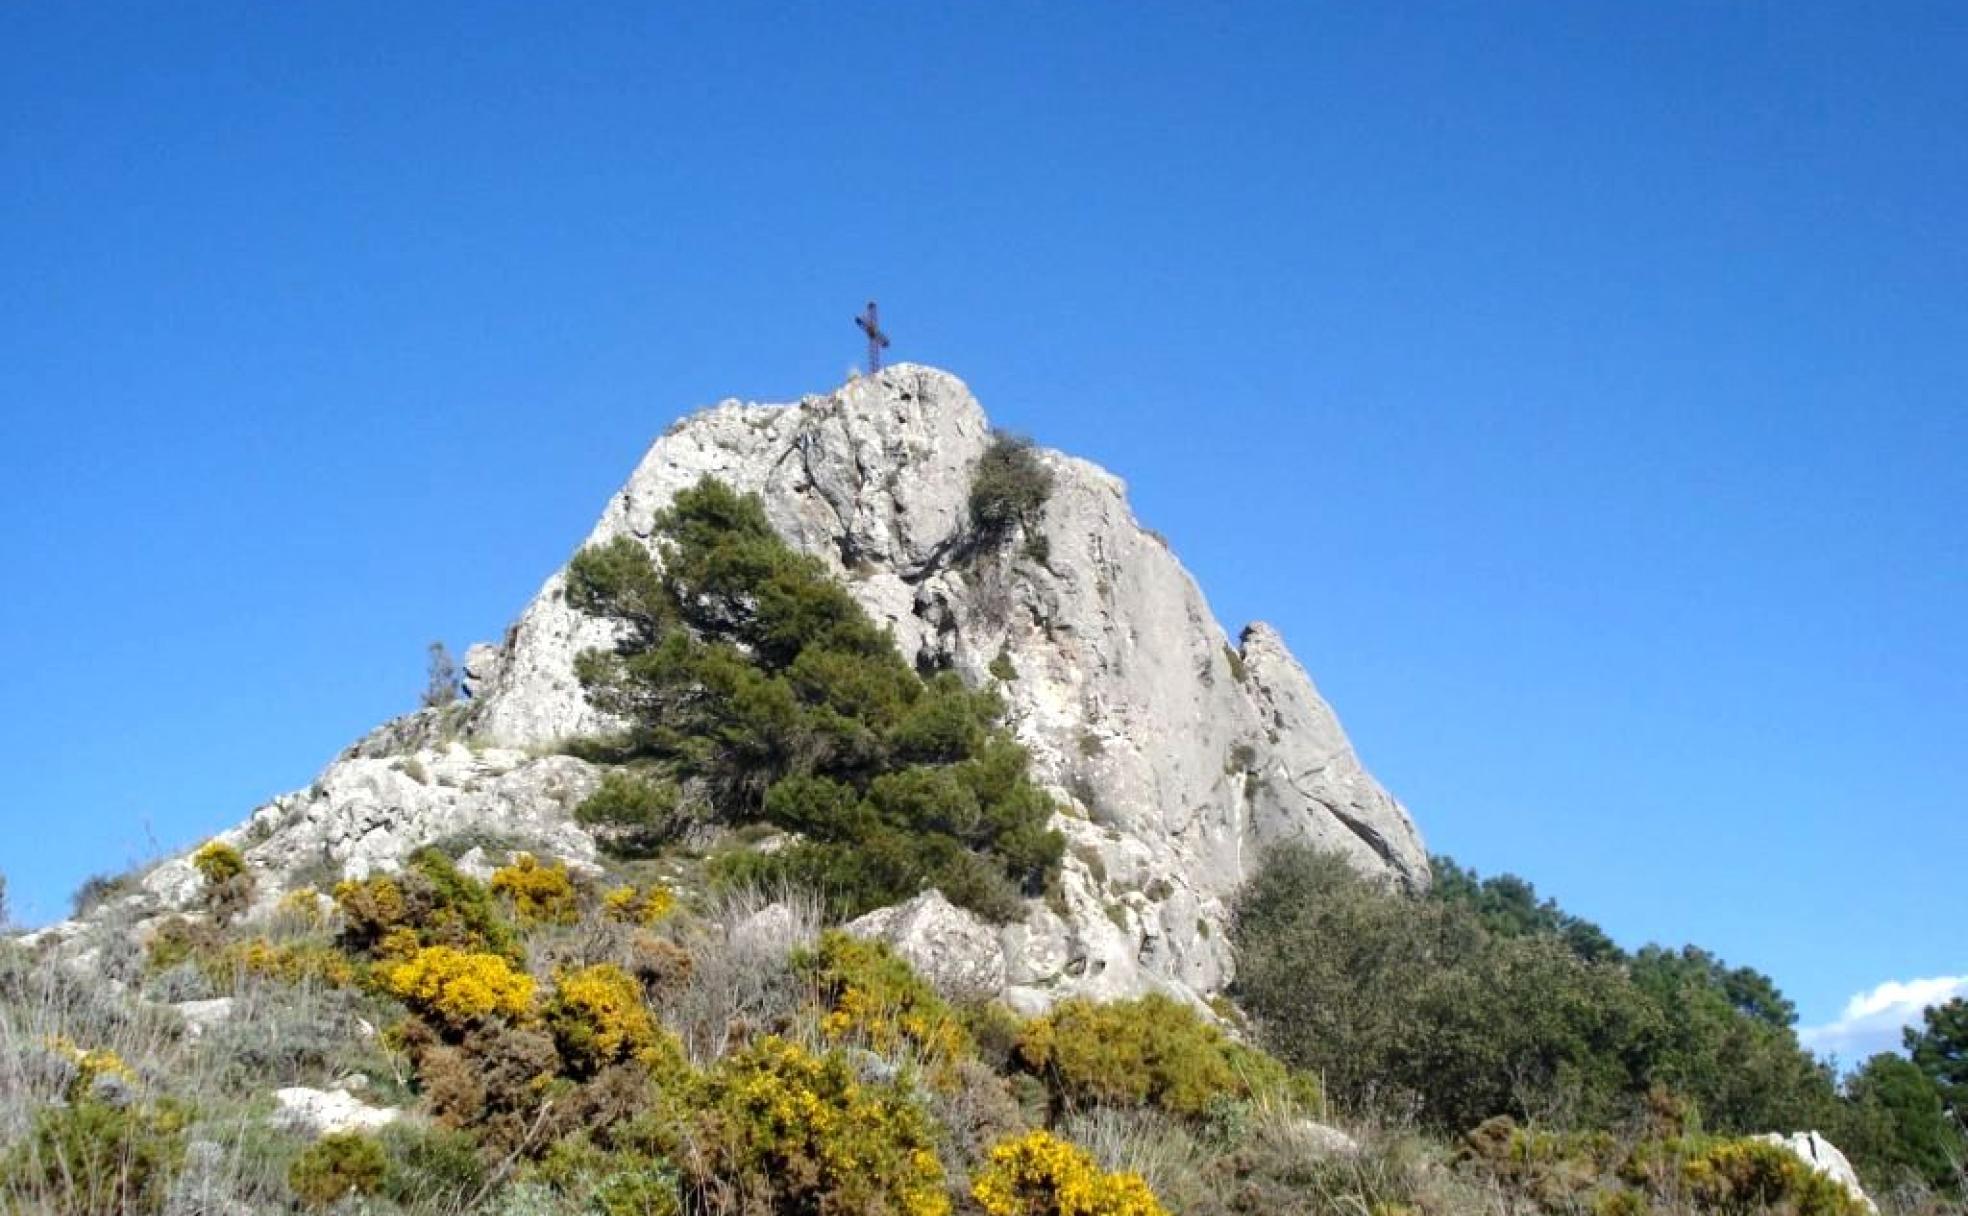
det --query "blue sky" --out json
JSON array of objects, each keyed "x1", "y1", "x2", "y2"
[{"x1": 1, "y1": 3, "x2": 1961, "y2": 1057}]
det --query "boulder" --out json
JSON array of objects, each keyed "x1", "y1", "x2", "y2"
[
  {"x1": 1753, "y1": 1131, "x2": 1876, "y2": 1213},
  {"x1": 847, "y1": 890, "x2": 1008, "y2": 1000},
  {"x1": 271, "y1": 1086, "x2": 401, "y2": 1137}
]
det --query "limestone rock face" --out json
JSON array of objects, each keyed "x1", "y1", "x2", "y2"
[
  {"x1": 462, "y1": 364, "x2": 1426, "y2": 1002},
  {"x1": 1754, "y1": 1132, "x2": 1876, "y2": 1213},
  {"x1": 45, "y1": 365, "x2": 1425, "y2": 1010},
  {"x1": 136, "y1": 739, "x2": 605, "y2": 915}
]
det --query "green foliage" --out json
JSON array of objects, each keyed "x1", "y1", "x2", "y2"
[
  {"x1": 1430, "y1": 854, "x2": 1623, "y2": 964},
  {"x1": 1, "y1": 1098, "x2": 188, "y2": 1216},
  {"x1": 288, "y1": 1131, "x2": 389, "y2": 1209},
  {"x1": 378, "y1": 1121, "x2": 490, "y2": 1210},
  {"x1": 685, "y1": 1035, "x2": 951, "y2": 1215},
  {"x1": 334, "y1": 846, "x2": 519, "y2": 960},
  {"x1": 1904, "y1": 996, "x2": 1968, "y2": 1119},
  {"x1": 798, "y1": 931, "x2": 972, "y2": 1069},
  {"x1": 1014, "y1": 993, "x2": 1302, "y2": 1119},
  {"x1": 1231, "y1": 845, "x2": 1836, "y2": 1134},
  {"x1": 969, "y1": 432, "x2": 1054, "y2": 545},
  {"x1": 566, "y1": 476, "x2": 1062, "y2": 921},
  {"x1": 575, "y1": 769, "x2": 689, "y2": 856},
  {"x1": 1460, "y1": 1118, "x2": 1868, "y2": 1216},
  {"x1": 1836, "y1": 1053, "x2": 1965, "y2": 1191}
]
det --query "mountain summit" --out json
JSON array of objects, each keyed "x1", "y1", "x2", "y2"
[{"x1": 52, "y1": 365, "x2": 1426, "y2": 1008}]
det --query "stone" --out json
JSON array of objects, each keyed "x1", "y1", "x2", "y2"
[
  {"x1": 1281, "y1": 1119, "x2": 1360, "y2": 1159},
  {"x1": 271, "y1": 1086, "x2": 401, "y2": 1137},
  {"x1": 459, "y1": 365, "x2": 1427, "y2": 1003},
  {"x1": 58, "y1": 364, "x2": 1427, "y2": 1011},
  {"x1": 1753, "y1": 1132, "x2": 1876, "y2": 1213},
  {"x1": 847, "y1": 890, "x2": 1007, "y2": 1000},
  {"x1": 171, "y1": 997, "x2": 236, "y2": 1038}
]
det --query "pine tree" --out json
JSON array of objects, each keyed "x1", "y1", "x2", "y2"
[{"x1": 421, "y1": 641, "x2": 460, "y2": 708}]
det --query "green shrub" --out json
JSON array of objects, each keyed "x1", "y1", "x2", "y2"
[
  {"x1": 1, "y1": 1098, "x2": 188, "y2": 1216},
  {"x1": 686, "y1": 1035, "x2": 949, "y2": 1216},
  {"x1": 798, "y1": 931, "x2": 971, "y2": 1070},
  {"x1": 566, "y1": 476, "x2": 1063, "y2": 921},
  {"x1": 969, "y1": 433, "x2": 1054, "y2": 545},
  {"x1": 1014, "y1": 994, "x2": 1301, "y2": 1118},
  {"x1": 288, "y1": 1131, "x2": 388, "y2": 1209},
  {"x1": 1230, "y1": 844, "x2": 1824, "y2": 1132},
  {"x1": 379, "y1": 1121, "x2": 488, "y2": 1209},
  {"x1": 575, "y1": 770, "x2": 690, "y2": 856},
  {"x1": 334, "y1": 847, "x2": 518, "y2": 959}
]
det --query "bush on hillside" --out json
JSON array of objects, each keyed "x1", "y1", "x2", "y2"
[
  {"x1": 490, "y1": 853, "x2": 580, "y2": 927},
  {"x1": 683, "y1": 1035, "x2": 950, "y2": 1216},
  {"x1": 969, "y1": 433, "x2": 1054, "y2": 546},
  {"x1": 1, "y1": 1097, "x2": 188, "y2": 1216},
  {"x1": 565, "y1": 477, "x2": 1063, "y2": 921},
  {"x1": 288, "y1": 1132, "x2": 388, "y2": 1210},
  {"x1": 334, "y1": 847, "x2": 518, "y2": 959},
  {"x1": 1014, "y1": 994, "x2": 1302, "y2": 1119},
  {"x1": 192, "y1": 841, "x2": 256, "y2": 927},
  {"x1": 384, "y1": 945, "x2": 536, "y2": 1033},
  {"x1": 971, "y1": 1129, "x2": 1168, "y2": 1216},
  {"x1": 542, "y1": 963, "x2": 681, "y2": 1079},
  {"x1": 797, "y1": 931, "x2": 971, "y2": 1069},
  {"x1": 1231, "y1": 844, "x2": 1835, "y2": 1134},
  {"x1": 576, "y1": 770, "x2": 693, "y2": 856}
]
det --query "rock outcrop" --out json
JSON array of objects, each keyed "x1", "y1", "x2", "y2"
[
  {"x1": 1754, "y1": 1132, "x2": 1877, "y2": 1213},
  {"x1": 40, "y1": 365, "x2": 1426, "y2": 1008}
]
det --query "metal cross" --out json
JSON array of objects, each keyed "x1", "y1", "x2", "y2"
[{"x1": 855, "y1": 300, "x2": 891, "y2": 374}]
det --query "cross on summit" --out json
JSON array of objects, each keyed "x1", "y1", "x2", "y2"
[{"x1": 855, "y1": 300, "x2": 890, "y2": 374}]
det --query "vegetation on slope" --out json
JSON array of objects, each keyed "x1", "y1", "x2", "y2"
[
  {"x1": 564, "y1": 476, "x2": 1063, "y2": 921},
  {"x1": 11, "y1": 835, "x2": 1929, "y2": 1216},
  {"x1": 1232, "y1": 844, "x2": 1966, "y2": 1205}
]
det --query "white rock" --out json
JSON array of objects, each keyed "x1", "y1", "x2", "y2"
[
  {"x1": 271, "y1": 1086, "x2": 401, "y2": 1137},
  {"x1": 66, "y1": 364, "x2": 1427, "y2": 1011},
  {"x1": 461, "y1": 365, "x2": 1427, "y2": 1004},
  {"x1": 1753, "y1": 1132, "x2": 1876, "y2": 1213},
  {"x1": 847, "y1": 891, "x2": 1007, "y2": 1000},
  {"x1": 171, "y1": 997, "x2": 235, "y2": 1038}
]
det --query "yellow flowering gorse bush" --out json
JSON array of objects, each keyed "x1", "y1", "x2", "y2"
[
  {"x1": 601, "y1": 882, "x2": 675, "y2": 925},
  {"x1": 801, "y1": 932, "x2": 970, "y2": 1073},
  {"x1": 385, "y1": 945, "x2": 535, "y2": 1031},
  {"x1": 972, "y1": 1130, "x2": 1167, "y2": 1216},
  {"x1": 691, "y1": 1035, "x2": 950, "y2": 1216},
  {"x1": 541, "y1": 962, "x2": 678, "y2": 1076},
  {"x1": 490, "y1": 853, "x2": 580, "y2": 926}
]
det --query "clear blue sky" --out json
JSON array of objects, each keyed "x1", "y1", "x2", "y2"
[{"x1": 2, "y1": 4, "x2": 1962, "y2": 1052}]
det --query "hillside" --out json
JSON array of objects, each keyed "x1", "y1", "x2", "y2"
[{"x1": 3, "y1": 367, "x2": 1949, "y2": 1216}]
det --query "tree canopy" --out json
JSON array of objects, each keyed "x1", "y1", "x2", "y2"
[{"x1": 565, "y1": 477, "x2": 1063, "y2": 921}]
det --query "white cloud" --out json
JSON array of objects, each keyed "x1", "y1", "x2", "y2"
[{"x1": 1799, "y1": 975, "x2": 1968, "y2": 1066}]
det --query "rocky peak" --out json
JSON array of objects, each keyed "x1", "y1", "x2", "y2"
[{"x1": 46, "y1": 364, "x2": 1425, "y2": 1010}]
